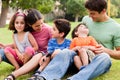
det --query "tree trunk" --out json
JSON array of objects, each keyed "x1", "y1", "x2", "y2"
[
  {"x1": 0, "y1": 1, "x2": 9, "y2": 28},
  {"x1": 75, "y1": 14, "x2": 79, "y2": 22}
]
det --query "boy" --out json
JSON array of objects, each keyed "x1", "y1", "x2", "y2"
[{"x1": 28, "y1": 19, "x2": 71, "y2": 80}]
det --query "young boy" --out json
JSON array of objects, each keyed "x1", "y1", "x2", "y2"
[
  {"x1": 28, "y1": 19, "x2": 71, "y2": 80},
  {"x1": 70, "y1": 23, "x2": 100, "y2": 70}
]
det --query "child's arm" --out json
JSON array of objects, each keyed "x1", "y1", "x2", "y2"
[
  {"x1": 47, "y1": 39, "x2": 55, "y2": 55},
  {"x1": 0, "y1": 43, "x2": 14, "y2": 49},
  {"x1": 28, "y1": 32, "x2": 38, "y2": 51},
  {"x1": 0, "y1": 42, "x2": 5, "y2": 48}
]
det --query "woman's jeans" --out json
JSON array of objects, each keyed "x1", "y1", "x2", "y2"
[
  {"x1": 0, "y1": 49, "x2": 9, "y2": 63},
  {"x1": 39, "y1": 49, "x2": 111, "y2": 80}
]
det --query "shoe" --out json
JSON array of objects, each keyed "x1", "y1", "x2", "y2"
[
  {"x1": 4, "y1": 74, "x2": 16, "y2": 80},
  {"x1": 27, "y1": 70, "x2": 41, "y2": 80},
  {"x1": 34, "y1": 76, "x2": 45, "y2": 80}
]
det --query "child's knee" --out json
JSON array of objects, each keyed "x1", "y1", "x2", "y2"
[
  {"x1": 4, "y1": 47, "x2": 12, "y2": 53},
  {"x1": 25, "y1": 47, "x2": 35, "y2": 55}
]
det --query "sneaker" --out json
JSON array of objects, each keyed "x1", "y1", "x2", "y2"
[
  {"x1": 35, "y1": 76, "x2": 46, "y2": 80},
  {"x1": 27, "y1": 70, "x2": 41, "y2": 80}
]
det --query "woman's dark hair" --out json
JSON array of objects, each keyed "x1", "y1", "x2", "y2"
[
  {"x1": 9, "y1": 12, "x2": 28, "y2": 33},
  {"x1": 72, "y1": 23, "x2": 87, "y2": 39},
  {"x1": 26, "y1": 9, "x2": 43, "y2": 32},
  {"x1": 54, "y1": 19, "x2": 71, "y2": 38},
  {"x1": 85, "y1": 0, "x2": 107, "y2": 13},
  {"x1": 26, "y1": 9, "x2": 43, "y2": 26}
]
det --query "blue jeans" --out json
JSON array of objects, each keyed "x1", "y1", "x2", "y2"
[
  {"x1": 67, "y1": 53, "x2": 111, "y2": 80},
  {"x1": 40, "y1": 49, "x2": 111, "y2": 80},
  {"x1": 0, "y1": 49, "x2": 9, "y2": 63}
]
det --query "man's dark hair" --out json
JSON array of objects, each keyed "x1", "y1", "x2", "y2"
[{"x1": 85, "y1": 0, "x2": 107, "y2": 13}]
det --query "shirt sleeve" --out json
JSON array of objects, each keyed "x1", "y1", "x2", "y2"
[
  {"x1": 47, "y1": 39, "x2": 54, "y2": 54},
  {"x1": 70, "y1": 39, "x2": 76, "y2": 49}
]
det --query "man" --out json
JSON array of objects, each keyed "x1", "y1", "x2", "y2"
[{"x1": 37, "y1": 0, "x2": 120, "y2": 80}]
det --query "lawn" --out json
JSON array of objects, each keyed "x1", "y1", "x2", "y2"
[{"x1": 0, "y1": 20, "x2": 120, "y2": 80}]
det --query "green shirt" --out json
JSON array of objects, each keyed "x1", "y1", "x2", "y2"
[{"x1": 82, "y1": 16, "x2": 120, "y2": 50}]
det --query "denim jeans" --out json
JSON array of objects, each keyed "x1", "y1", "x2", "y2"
[
  {"x1": 67, "y1": 53, "x2": 111, "y2": 80},
  {"x1": 0, "y1": 49, "x2": 9, "y2": 63},
  {"x1": 40, "y1": 49, "x2": 75, "y2": 80},
  {"x1": 40, "y1": 49, "x2": 111, "y2": 80}
]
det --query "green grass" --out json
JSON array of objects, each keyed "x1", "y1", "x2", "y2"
[{"x1": 0, "y1": 20, "x2": 120, "y2": 80}]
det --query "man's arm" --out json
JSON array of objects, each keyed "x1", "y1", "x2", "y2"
[{"x1": 104, "y1": 46, "x2": 120, "y2": 59}]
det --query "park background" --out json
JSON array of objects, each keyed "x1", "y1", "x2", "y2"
[{"x1": 0, "y1": 0, "x2": 120, "y2": 80}]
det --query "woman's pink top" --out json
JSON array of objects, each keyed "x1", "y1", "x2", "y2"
[{"x1": 31, "y1": 23, "x2": 52, "y2": 54}]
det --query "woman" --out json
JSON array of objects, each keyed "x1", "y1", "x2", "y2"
[{"x1": 4, "y1": 9, "x2": 52, "y2": 80}]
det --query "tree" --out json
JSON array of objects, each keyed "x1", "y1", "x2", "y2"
[
  {"x1": 0, "y1": 0, "x2": 54, "y2": 27},
  {"x1": 66, "y1": 0, "x2": 86, "y2": 22},
  {"x1": 0, "y1": 0, "x2": 9, "y2": 27},
  {"x1": 10, "y1": 0, "x2": 54, "y2": 14},
  {"x1": 109, "y1": 3, "x2": 118, "y2": 17},
  {"x1": 111, "y1": 0, "x2": 120, "y2": 17}
]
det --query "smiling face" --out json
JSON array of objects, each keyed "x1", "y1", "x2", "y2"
[
  {"x1": 76, "y1": 24, "x2": 89, "y2": 36},
  {"x1": 31, "y1": 19, "x2": 43, "y2": 32},
  {"x1": 14, "y1": 16, "x2": 25, "y2": 33},
  {"x1": 87, "y1": 9, "x2": 106, "y2": 22}
]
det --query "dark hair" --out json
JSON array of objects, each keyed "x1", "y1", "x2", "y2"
[
  {"x1": 26, "y1": 9, "x2": 43, "y2": 26},
  {"x1": 72, "y1": 23, "x2": 87, "y2": 39},
  {"x1": 25, "y1": 9, "x2": 43, "y2": 32},
  {"x1": 9, "y1": 12, "x2": 28, "y2": 33},
  {"x1": 85, "y1": 0, "x2": 107, "y2": 13},
  {"x1": 54, "y1": 19, "x2": 71, "y2": 38}
]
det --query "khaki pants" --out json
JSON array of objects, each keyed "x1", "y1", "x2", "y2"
[{"x1": 86, "y1": 50, "x2": 95, "y2": 62}]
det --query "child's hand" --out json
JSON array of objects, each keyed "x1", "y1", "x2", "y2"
[
  {"x1": 72, "y1": 46, "x2": 82, "y2": 52},
  {"x1": 0, "y1": 43, "x2": 5, "y2": 48},
  {"x1": 17, "y1": 53, "x2": 24, "y2": 62}
]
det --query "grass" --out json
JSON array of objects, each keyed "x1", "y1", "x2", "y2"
[{"x1": 0, "y1": 20, "x2": 120, "y2": 80}]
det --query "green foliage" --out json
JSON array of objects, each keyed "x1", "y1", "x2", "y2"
[
  {"x1": 66, "y1": 0, "x2": 86, "y2": 17},
  {"x1": 37, "y1": 0, "x2": 54, "y2": 14},
  {"x1": 110, "y1": 0, "x2": 120, "y2": 17},
  {"x1": 9, "y1": 0, "x2": 54, "y2": 14},
  {"x1": 110, "y1": 3, "x2": 118, "y2": 17},
  {"x1": 2, "y1": 0, "x2": 9, "y2": 8}
]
